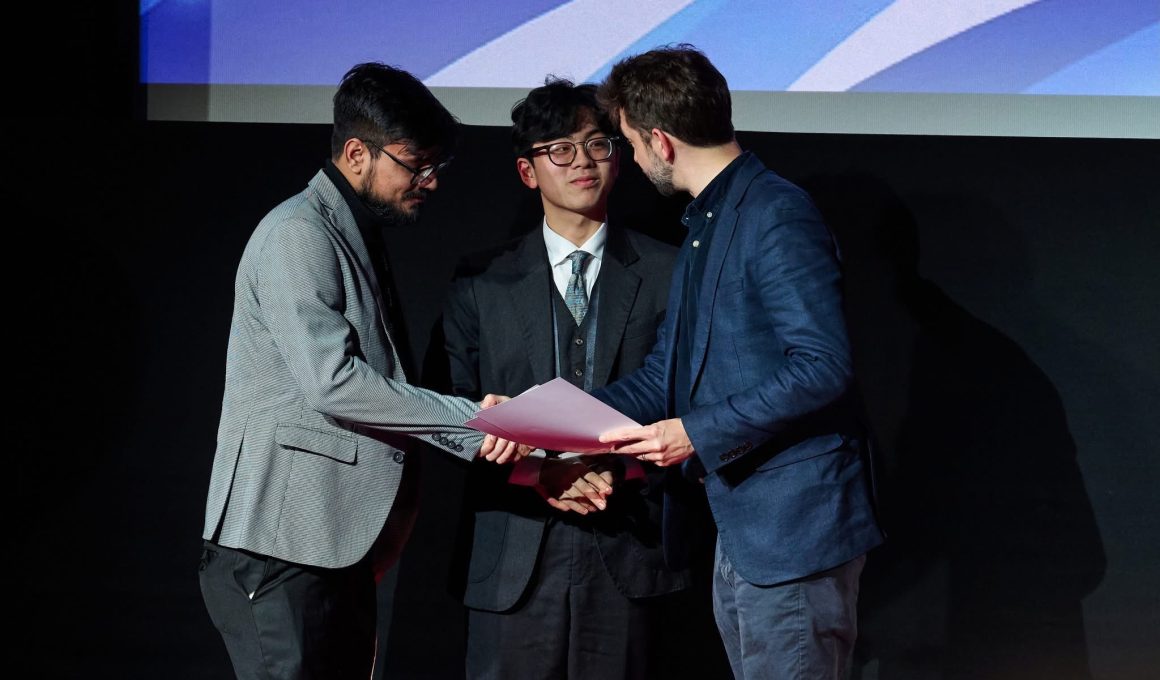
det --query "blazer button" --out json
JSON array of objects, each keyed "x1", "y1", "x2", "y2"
[
  {"x1": 454, "y1": 444, "x2": 464, "y2": 452},
  {"x1": 573, "y1": 368, "x2": 583, "y2": 377},
  {"x1": 430, "y1": 434, "x2": 439, "y2": 442},
  {"x1": 393, "y1": 451, "x2": 406, "y2": 464},
  {"x1": 574, "y1": 338, "x2": 584, "y2": 346}
]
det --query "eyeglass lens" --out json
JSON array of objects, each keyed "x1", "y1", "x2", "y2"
[{"x1": 545, "y1": 138, "x2": 615, "y2": 165}]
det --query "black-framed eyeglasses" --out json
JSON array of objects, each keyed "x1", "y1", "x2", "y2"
[
  {"x1": 362, "y1": 139, "x2": 452, "y2": 187},
  {"x1": 524, "y1": 136, "x2": 620, "y2": 166}
]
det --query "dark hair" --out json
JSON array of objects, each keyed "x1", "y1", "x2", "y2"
[
  {"x1": 597, "y1": 44, "x2": 733, "y2": 147},
  {"x1": 330, "y1": 62, "x2": 458, "y2": 159},
  {"x1": 511, "y1": 77, "x2": 616, "y2": 155}
]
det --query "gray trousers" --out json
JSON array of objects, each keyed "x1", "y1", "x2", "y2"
[{"x1": 713, "y1": 542, "x2": 865, "y2": 680}]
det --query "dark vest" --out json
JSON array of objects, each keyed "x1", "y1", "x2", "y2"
[{"x1": 551, "y1": 280, "x2": 599, "y2": 391}]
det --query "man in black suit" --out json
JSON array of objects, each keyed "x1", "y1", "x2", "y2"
[{"x1": 442, "y1": 78, "x2": 689, "y2": 680}]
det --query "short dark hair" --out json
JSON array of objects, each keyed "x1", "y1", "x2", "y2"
[
  {"x1": 330, "y1": 62, "x2": 458, "y2": 159},
  {"x1": 511, "y1": 77, "x2": 616, "y2": 155},
  {"x1": 597, "y1": 44, "x2": 733, "y2": 147}
]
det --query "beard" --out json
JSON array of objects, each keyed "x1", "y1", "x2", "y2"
[
  {"x1": 643, "y1": 147, "x2": 676, "y2": 197},
  {"x1": 357, "y1": 166, "x2": 423, "y2": 226}
]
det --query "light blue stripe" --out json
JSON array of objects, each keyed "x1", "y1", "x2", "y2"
[
  {"x1": 586, "y1": 0, "x2": 893, "y2": 89},
  {"x1": 1027, "y1": 23, "x2": 1160, "y2": 96}
]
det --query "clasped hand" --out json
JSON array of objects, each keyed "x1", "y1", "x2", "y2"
[{"x1": 536, "y1": 458, "x2": 614, "y2": 515}]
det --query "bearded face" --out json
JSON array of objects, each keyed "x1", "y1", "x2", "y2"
[
  {"x1": 357, "y1": 161, "x2": 429, "y2": 225},
  {"x1": 642, "y1": 144, "x2": 676, "y2": 197}
]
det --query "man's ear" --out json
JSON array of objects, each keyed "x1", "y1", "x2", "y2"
[
  {"x1": 651, "y1": 128, "x2": 676, "y2": 164},
  {"x1": 340, "y1": 138, "x2": 370, "y2": 175},
  {"x1": 517, "y1": 157, "x2": 538, "y2": 189}
]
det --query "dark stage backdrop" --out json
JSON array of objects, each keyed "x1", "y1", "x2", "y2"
[{"x1": 11, "y1": 118, "x2": 1157, "y2": 678}]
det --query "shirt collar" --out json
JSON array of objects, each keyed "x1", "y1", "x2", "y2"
[
  {"x1": 542, "y1": 219, "x2": 607, "y2": 266},
  {"x1": 684, "y1": 151, "x2": 751, "y2": 227}
]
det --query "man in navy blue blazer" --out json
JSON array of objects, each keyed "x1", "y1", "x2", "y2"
[{"x1": 590, "y1": 45, "x2": 885, "y2": 679}]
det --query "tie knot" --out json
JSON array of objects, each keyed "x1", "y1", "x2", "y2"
[{"x1": 567, "y1": 250, "x2": 590, "y2": 274}]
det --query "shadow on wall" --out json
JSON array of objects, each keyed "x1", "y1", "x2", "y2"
[{"x1": 805, "y1": 173, "x2": 1107, "y2": 680}]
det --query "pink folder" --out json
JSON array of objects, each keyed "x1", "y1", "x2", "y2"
[{"x1": 465, "y1": 377, "x2": 640, "y2": 454}]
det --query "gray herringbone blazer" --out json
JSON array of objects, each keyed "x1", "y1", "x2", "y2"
[{"x1": 203, "y1": 170, "x2": 483, "y2": 569}]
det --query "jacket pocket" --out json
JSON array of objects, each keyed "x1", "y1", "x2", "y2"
[
  {"x1": 274, "y1": 423, "x2": 358, "y2": 464},
  {"x1": 756, "y1": 433, "x2": 847, "y2": 472}
]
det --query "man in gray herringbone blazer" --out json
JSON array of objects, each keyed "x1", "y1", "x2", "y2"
[{"x1": 198, "y1": 62, "x2": 522, "y2": 680}]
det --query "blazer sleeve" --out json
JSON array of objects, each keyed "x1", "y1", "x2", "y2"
[
  {"x1": 591, "y1": 312, "x2": 671, "y2": 426},
  {"x1": 442, "y1": 260, "x2": 550, "y2": 487},
  {"x1": 681, "y1": 210, "x2": 854, "y2": 475},
  {"x1": 256, "y1": 216, "x2": 484, "y2": 460}
]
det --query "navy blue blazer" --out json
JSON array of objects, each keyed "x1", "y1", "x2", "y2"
[{"x1": 596, "y1": 153, "x2": 883, "y2": 585}]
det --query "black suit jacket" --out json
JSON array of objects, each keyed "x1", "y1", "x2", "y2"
[{"x1": 442, "y1": 225, "x2": 689, "y2": 611}]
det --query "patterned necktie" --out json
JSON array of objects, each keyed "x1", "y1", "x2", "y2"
[{"x1": 564, "y1": 250, "x2": 591, "y2": 325}]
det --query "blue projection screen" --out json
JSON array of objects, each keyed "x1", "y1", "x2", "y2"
[{"x1": 140, "y1": 0, "x2": 1160, "y2": 138}]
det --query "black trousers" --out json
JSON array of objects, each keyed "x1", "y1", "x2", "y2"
[
  {"x1": 198, "y1": 540, "x2": 376, "y2": 680},
  {"x1": 465, "y1": 520, "x2": 653, "y2": 680}
]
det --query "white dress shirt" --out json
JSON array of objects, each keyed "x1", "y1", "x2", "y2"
[{"x1": 543, "y1": 219, "x2": 606, "y2": 299}]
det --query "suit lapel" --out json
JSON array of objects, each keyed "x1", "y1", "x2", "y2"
[
  {"x1": 687, "y1": 159, "x2": 763, "y2": 395},
  {"x1": 592, "y1": 229, "x2": 641, "y2": 387},
  {"x1": 309, "y1": 171, "x2": 404, "y2": 379},
  {"x1": 661, "y1": 243, "x2": 690, "y2": 416},
  {"x1": 510, "y1": 234, "x2": 557, "y2": 386}
]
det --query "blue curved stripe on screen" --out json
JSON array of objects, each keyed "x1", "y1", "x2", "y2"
[
  {"x1": 141, "y1": 0, "x2": 1159, "y2": 97},
  {"x1": 852, "y1": 0, "x2": 1160, "y2": 94},
  {"x1": 1027, "y1": 23, "x2": 1160, "y2": 96},
  {"x1": 141, "y1": 0, "x2": 572, "y2": 85},
  {"x1": 586, "y1": 0, "x2": 894, "y2": 89}
]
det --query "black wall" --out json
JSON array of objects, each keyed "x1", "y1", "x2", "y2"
[
  {"x1": 13, "y1": 118, "x2": 1158, "y2": 679},
  {"x1": 11, "y1": 8, "x2": 1158, "y2": 679}
]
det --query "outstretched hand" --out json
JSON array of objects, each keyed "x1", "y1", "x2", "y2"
[
  {"x1": 480, "y1": 393, "x2": 509, "y2": 409},
  {"x1": 478, "y1": 435, "x2": 532, "y2": 464},
  {"x1": 476, "y1": 394, "x2": 531, "y2": 463},
  {"x1": 599, "y1": 418, "x2": 695, "y2": 467}
]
